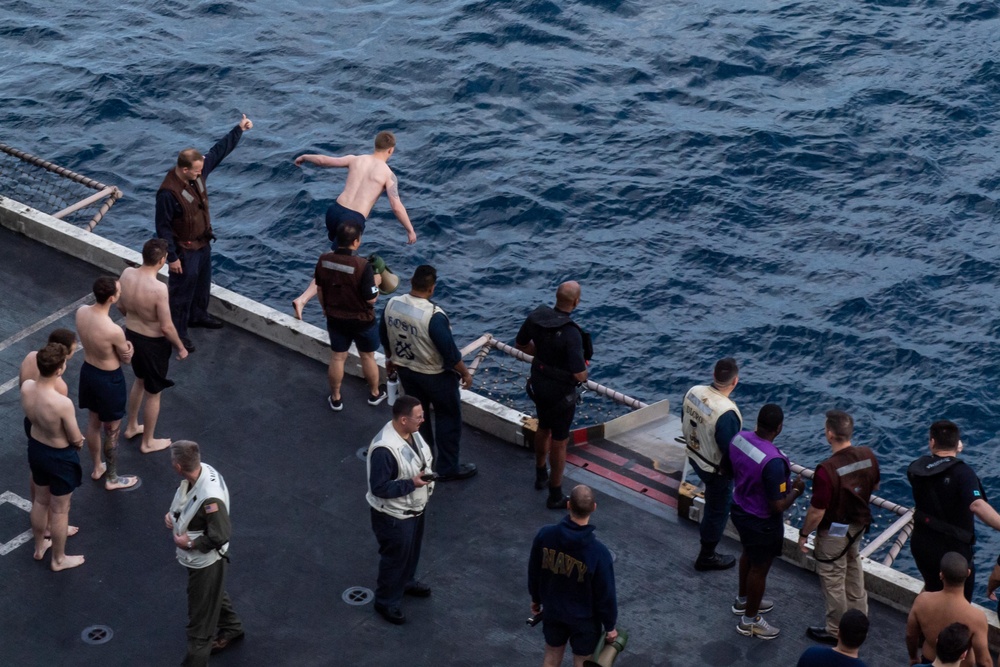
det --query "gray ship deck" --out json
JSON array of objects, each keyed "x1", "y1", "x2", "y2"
[{"x1": 0, "y1": 224, "x2": 914, "y2": 666}]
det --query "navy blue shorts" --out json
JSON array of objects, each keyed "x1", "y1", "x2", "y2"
[
  {"x1": 325, "y1": 201, "x2": 367, "y2": 245},
  {"x1": 28, "y1": 436, "x2": 82, "y2": 497},
  {"x1": 78, "y1": 361, "x2": 127, "y2": 422},
  {"x1": 731, "y1": 505, "x2": 784, "y2": 564},
  {"x1": 327, "y1": 317, "x2": 379, "y2": 353},
  {"x1": 543, "y1": 618, "x2": 601, "y2": 656}
]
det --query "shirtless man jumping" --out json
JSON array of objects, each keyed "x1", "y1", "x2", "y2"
[
  {"x1": 21, "y1": 342, "x2": 86, "y2": 570},
  {"x1": 76, "y1": 276, "x2": 140, "y2": 490},
  {"x1": 291, "y1": 131, "x2": 416, "y2": 319},
  {"x1": 118, "y1": 239, "x2": 189, "y2": 453}
]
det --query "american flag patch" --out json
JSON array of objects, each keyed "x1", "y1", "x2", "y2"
[{"x1": 205, "y1": 503, "x2": 219, "y2": 514}]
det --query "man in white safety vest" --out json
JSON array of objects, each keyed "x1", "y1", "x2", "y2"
[
  {"x1": 682, "y1": 357, "x2": 743, "y2": 572},
  {"x1": 165, "y1": 440, "x2": 243, "y2": 665}
]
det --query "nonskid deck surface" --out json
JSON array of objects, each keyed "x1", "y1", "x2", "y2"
[{"x1": 0, "y1": 226, "x2": 910, "y2": 666}]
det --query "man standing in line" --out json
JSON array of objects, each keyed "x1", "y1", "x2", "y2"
[
  {"x1": 367, "y1": 396, "x2": 435, "y2": 625},
  {"x1": 796, "y1": 609, "x2": 870, "y2": 667},
  {"x1": 798, "y1": 410, "x2": 879, "y2": 646},
  {"x1": 21, "y1": 343, "x2": 86, "y2": 570},
  {"x1": 528, "y1": 484, "x2": 617, "y2": 667},
  {"x1": 292, "y1": 130, "x2": 417, "y2": 319},
  {"x1": 515, "y1": 281, "x2": 591, "y2": 509},
  {"x1": 314, "y1": 221, "x2": 384, "y2": 410},
  {"x1": 165, "y1": 440, "x2": 244, "y2": 664},
  {"x1": 119, "y1": 238, "x2": 189, "y2": 453},
  {"x1": 76, "y1": 276, "x2": 139, "y2": 490},
  {"x1": 380, "y1": 265, "x2": 477, "y2": 482},
  {"x1": 906, "y1": 553, "x2": 992, "y2": 667},
  {"x1": 729, "y1": 404, "x2": 805, "y2": 640},
  {"x1": 682, "y1": 357, "x2": 742, "y2": 571},
  {"x1": 156, "y1": 113, "x2": 253, "y2": 352},
  {"x1": 907, "y1": 420, "x2": 1000, "y2": 602}
]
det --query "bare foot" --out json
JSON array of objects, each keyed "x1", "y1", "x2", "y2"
[
  {"x1": 140, "y1": 438, "x2": 172, "y2": 454},
  {"x1": 43, "y1": 525, "x2": 79, "y2": 539},
  {"x1": 292, "y1": 298, "x2": 305, "y2": 320},
  {"x1": 91, "y1": 461, "x2": 107, "y2": 480},
  {"x1": 33, "y1": 538, "x2": 51, "y2": 560},
  {"x1": 51, "y1": 554, "x2": 85, "y2": 571},
  {"x1": 105, "y1": 475, "x2": 140, "y2": 491},
  {"x1": 124, "y1": 424, "x2": 144, "y2": 439}
]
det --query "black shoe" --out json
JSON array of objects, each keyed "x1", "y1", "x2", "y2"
[
  {"x1": 436, "y1": 463, "x2": 478, "y2": 482},
  {"x1": 374, "y1": 602, "x2": 406, "y2": 625},
  {"x1": 404, "y1": 581, "x2": 432, "y2": 598},
  {"x1": 806, "y1": 626, "x2": 838, "y2": 645},
  {"x1": 694, "y1": 553, "x2": 736, "y2": 571},
  {"x1": 210, "y1": 631, "x2": 244, "y2": 654},
  {"x1": 546, "y1": 493, "x2": 569, "y2": 510},
  {"x1": 181, "y1": 337, "x2": 196, "y2": 353},
  {"x1": 368, "y1": 387, "x2": 388, "y2": 406},
  {"x1": 189, "y1": 315, "x2": 224, "y2": 329},
  {"x1": 534, "y1": 466, "x2": 549, "y2": 490}
]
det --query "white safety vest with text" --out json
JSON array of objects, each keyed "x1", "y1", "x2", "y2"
[
  {"x1": 682, "y1": 385, "x2": 742, "y2": 473},
  {"x1": 170, "y1": 463, "x2": 230, "y2": 569},
  {"x1": 366, "y1": 420, "x2": 435, "y2": 520},
  {"x1": 383, "y1": 294, "x2": 446, "y2": 375}
]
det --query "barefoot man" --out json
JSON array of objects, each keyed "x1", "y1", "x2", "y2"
[
  {"x1": 76, "y1": 276, "x2": 140, "y2": 491},
  {"x1": 118, "y1": 239, "x2": 189, "y2": 453},
  {"x1": 291, "y1": 130, "x2": 417, "y2": 319},
  {"x1": 21, "y1": 342, "x2": 86, "y2": 570},
  {"x1": 20, "y1": 328, "x2": 80, "y2": 540}
]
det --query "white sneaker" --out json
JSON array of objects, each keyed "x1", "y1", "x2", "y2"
[{"x1": 737, "y1": 615, "x2": 780, "y2": 640}]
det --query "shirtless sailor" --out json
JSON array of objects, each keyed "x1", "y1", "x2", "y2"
[
  {"x1": 291, "y1": 131, "x2": 416, "y2": 319},
  {"x1": 118, "y1": 238, "x2": 189, "y2": 453},
  {"x1": 76, "y1": 276, "x2": 140, "y2": 490},
  {"x1": 21, "y1": 342, "x2": 86, "y2": 570}
]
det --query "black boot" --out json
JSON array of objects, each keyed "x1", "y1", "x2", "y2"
[
  {"x1": 534, "y1": 466, "x2": 549, "y2": 490},
  {"x1": 546, "y1": 485, "x2": 569, "y2": 509}
]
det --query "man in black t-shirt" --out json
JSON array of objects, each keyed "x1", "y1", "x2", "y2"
[
  {"x1": 516, "y1": 281, "x2": 590, "y2": 509},
  {"x1": 908, "y1": 420, "x2": 1000, "y2": 601}
]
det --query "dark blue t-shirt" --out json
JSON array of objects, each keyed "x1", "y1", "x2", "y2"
[{"x1": 796, "y1": 646, "x2": 867, "y2": 667}]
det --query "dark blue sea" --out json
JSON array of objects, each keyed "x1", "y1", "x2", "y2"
[{"x1": 4, "y1": 0, "x2": 1000, "y2": 592}]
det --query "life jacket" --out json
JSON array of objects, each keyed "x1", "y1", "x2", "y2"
[
  {"x1": 682, "y1": 385, "x2": 742, "y2": 473},
  {"x1": 158, "y1": 168, "x2": 212, "y2": 250},
  {"x1": 384, "y1": 294, "x2": 446, "y2": 375},
  {"x1": 730, "y1": 430, "x2": 791, "y2": 519},
  {"x1": 525, "y1": 305, "x2": 592, "y2": 386},
  {"x1": 817, "y1": 446, "x2": 878, "y2": 530},
  {"x1": 908, "y1": 455, "x2": 978, "y2": 545},
  {"x1": 315, "y1": 250, "x2": 374, "y2": 322},
  {"x1": 366, "y1": 420, "x2": 435, "y2": 520},
  {"x1": 170, "y1": 463, "x2": 230, "y2": 569}
]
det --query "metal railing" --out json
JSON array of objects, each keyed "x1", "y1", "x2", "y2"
[
  {"x1": 460, "y1": 333, "x2": 916, "y2": 566},
  {"x1": 0, "y1": 142, "x2": 122, "y2": 231}
]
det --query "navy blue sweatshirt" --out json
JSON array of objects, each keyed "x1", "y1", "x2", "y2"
[{"x1": 528, "y1": 515, "x2": 617, "y2": 630}]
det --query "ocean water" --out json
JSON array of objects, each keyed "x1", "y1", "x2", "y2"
[{"x1": 4, "y1": 0, "x2": 1000, "y2": 589}]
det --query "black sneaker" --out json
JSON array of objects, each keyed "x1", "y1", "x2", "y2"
[
  {"x1": 368, "y1": 387, "x2": 388, "y2": 406},
  {"x1": 328, "y1": 396, "x2": 343, "y2": 412},
  {"x1": 694, "y1": 553, "x2": 736, "y2": 571}
]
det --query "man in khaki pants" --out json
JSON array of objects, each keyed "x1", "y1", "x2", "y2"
[{"x1": 797, "y1": 410, "x2": 880, "y2": 646}]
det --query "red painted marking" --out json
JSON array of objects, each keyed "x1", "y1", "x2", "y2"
[
  {"x1": 566, "y1": 454, "x2": 677, "y2": 508},
  {"x1": 575, "y1": 445, "x2": 681, "y2": 490}
]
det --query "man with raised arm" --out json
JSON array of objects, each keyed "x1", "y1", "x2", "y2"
[
  {"x1": 906, "y1": 553, "x2": 992, "y2": 667},
  {"x1": 21, "y1": 343, "x2": 86, "y2": 570},
  {"x1": 908, "y1": 420, "x2": 1000, "y2": 602},
  {"x1": 118, "y1": 238, "x2": 189, "y2": 453},
  {"x1": 292, "y1": 130, "x2": 416, "y2": 319},
  {"x1": 156, "y1": 113, "x2": 253, "y2": 352},
  {"x1": 516, "y1": 281, "x2": 591, "y2": 509},
  {"x1": 76, "y1": 276, "x2": 139, "y2": 490}
]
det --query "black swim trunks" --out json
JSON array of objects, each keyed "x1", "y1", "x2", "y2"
[
  {"x1": 325, "y1": 201, "x2": 367, "y2": 244},
  {"x1": 27, "y1": 436, "x2": 82, "y2": 496},
  {"x1": 126, "y1": 328, "x2": 175, "y2": 394},
  {"x1": 78, "y1": 361, "x2": 127, "y2": 422}
]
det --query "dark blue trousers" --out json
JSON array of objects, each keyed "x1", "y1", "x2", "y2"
[
  {"x1": 370, "y1": 508, "x2": 424, "y2": 607},
  {"x1": 396, "y1": 367, "x2": 463, "y2": 476},
  {"x1": 168, "y1": 246, "x2": 213, "y2": 340},
  {"x1": 692, "y1": 462, "x2": 733, "y2": 549}
]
